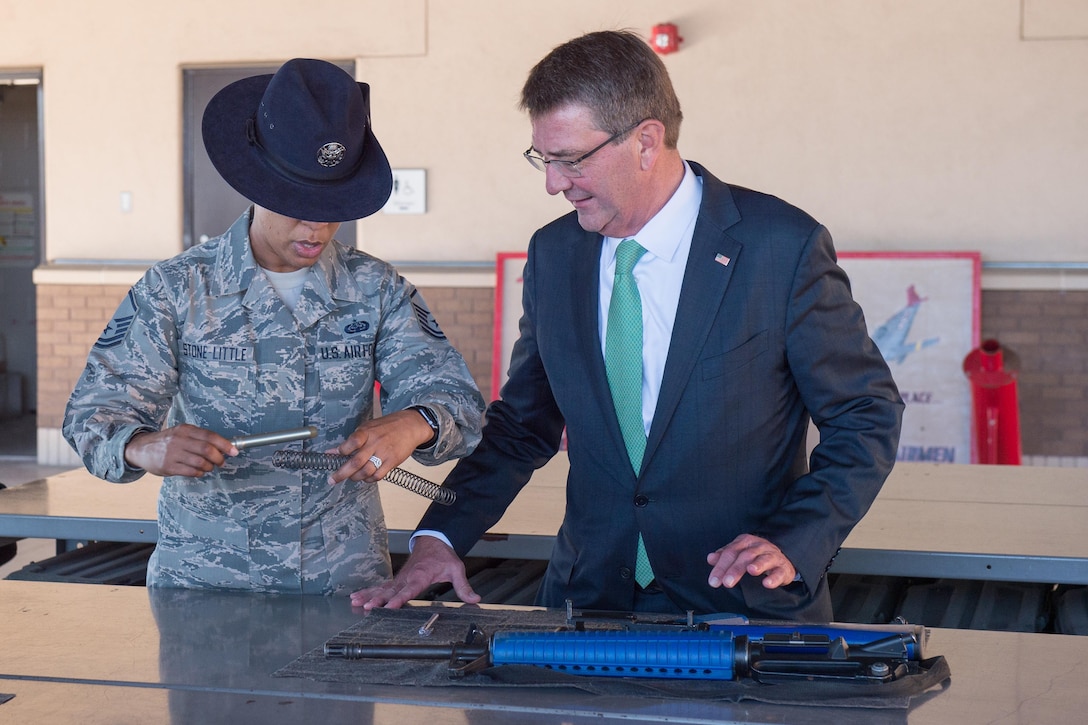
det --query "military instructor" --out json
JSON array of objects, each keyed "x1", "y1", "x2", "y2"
[{"x1": 64, "y1": 59, "x2": 485, "y2": 595}]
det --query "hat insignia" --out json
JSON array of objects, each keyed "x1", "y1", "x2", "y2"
[{"x1": 317, "y1": 142, "x2": 347, "y2": 167}]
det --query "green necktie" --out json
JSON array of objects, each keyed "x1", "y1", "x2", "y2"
[{"x1": 605, "y1": 239, "x2": 654, "y2": 588}]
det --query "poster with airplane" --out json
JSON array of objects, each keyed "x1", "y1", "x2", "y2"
[
  {"x1": 493, "y1": 250, "x2": 980, "y2": 465},
  {"x1": 838, "y1": 252, "x2": 981, "y2": 465}
]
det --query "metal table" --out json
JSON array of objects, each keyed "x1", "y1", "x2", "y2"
[
  {"x1": 835, "y1": 462, "x2": 1088, "y2": 583},
  {"x1": 1, "y1": 579, "x2": 1087, "y2": 723},
  {"x1": 1, "y1": 461, "x2": 1087, "y2": 584}
]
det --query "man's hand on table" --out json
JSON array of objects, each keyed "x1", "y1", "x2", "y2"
[{"x1": 350, "y1": 535, "x2": 480, "y2": 609}]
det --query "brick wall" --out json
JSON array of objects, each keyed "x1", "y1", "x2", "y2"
[
  {"x1": 416, "y1": 287, "x2": 495, "y2": 401},
  {"x1": 980, "y1": 290, "x2": 1088, "y2": 458},
  {"x1": 34, "y1": 284, "x2": 1088, "y2": 460},
  {"x1": 36, "y1": 284, "x2": 132, "y2": 429},
  {"x1": 35, "y1": 284, "x2": 495, "y2": 431}
]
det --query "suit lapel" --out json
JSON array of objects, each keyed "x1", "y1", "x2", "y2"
[
  {"x1": 571, "y1": 232, "x2": 604, "y2": 376},
  {"x1": 645, "y1": 165, "x2": 743, "y2": 465},
  {"x1": 570, "y1": 232, "x2": 633, "y2": 464}
]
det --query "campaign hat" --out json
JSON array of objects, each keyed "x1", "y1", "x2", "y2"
[{"x1": 202, "y1": 58, "x2": 393, "y2": 222}]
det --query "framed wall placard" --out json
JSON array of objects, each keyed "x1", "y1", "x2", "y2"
[
  {"x1": 493, "y1": 250, "x2": 981, "y2": 463},
  {"x1": 838, "y1": 252, "x2": 981, "y2": 464}
]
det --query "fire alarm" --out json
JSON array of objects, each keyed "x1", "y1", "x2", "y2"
[{"x1": 651, "y1": 23, "x2": 683, "y2": 54}]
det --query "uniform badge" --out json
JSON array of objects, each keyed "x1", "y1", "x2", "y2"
[
  {"x1": 410, "y1": 290, "x2": 446, "y2": 340},
  {"x1": 317, "y1": 142, "x2": 346, "y2": 167},
  {"x1": 94, "y1": 289, "x2": 139, "y2": 349}
]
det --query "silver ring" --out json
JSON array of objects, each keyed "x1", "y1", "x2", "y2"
[{"x1": 368, "y1": 455, "x2": 383, "y2": 469}]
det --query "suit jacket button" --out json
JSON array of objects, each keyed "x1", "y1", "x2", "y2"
[
  {"x1": 633, "y1": 495, "x2": 649, "y2": 507},
  {"x1": 619, "y1": 567, "x2": 633, "y2": 580}
]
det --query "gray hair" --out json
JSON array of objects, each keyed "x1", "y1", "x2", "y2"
[{"x1": 520, "y1": 30, "x2": 683, "y2": 148}]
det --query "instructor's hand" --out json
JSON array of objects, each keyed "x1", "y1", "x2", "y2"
[
  {"x1": 124, "y1": 424, "x2": 236, "y2": 477},
  {"x1": 350, "y1": 535, "x2": 479, "y2": 610},
  {"x1": 329, "y1": 409, "x2": 436, "y2": 485}
]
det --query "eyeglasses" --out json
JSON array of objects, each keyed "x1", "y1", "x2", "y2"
[{"x1": 523, "y1": 118, "x2": 648, "y2": 178}]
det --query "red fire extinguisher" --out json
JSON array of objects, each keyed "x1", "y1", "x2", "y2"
[{"x1": 962, "y1": 339, "x2": 1022, "y2": 465}]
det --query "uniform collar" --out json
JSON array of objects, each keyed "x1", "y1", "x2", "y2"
[{"x1": 210, "y1": 207, "x2": 364, "y2": 307}]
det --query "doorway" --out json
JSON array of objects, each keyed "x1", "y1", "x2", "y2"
[{"x1": 0, "y1": 71, "x2": 43, "y2": 458}]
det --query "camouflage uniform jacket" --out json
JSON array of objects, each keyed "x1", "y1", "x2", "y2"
[{"x1": 64, "y1": 210, "x2": 485, "y2": 594}]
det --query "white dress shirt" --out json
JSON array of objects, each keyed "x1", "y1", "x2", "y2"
[{"x1": 599, "y1": 161, "x2": 702, "y2": 436}]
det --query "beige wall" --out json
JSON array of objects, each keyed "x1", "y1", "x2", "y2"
[
  {"x1": 7, "y1": 0, "x2": 1087, "y2": 465},
  {"x1": 1, "y1": 0, "x2": 426, "y2": 262},
  {"x1": 1, "y1": 0, "x2": 1086, "y2": 268}
]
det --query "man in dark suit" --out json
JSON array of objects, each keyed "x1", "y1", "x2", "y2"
[{"x1": 352, "y1": 30, "x2": 903, "y2": 620}]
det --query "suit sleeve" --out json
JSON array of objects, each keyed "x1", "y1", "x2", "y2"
[
  {"x1": 758, "y1": 225, "x2": 904, "y2": 589},
  {"x1": 415, "y1": 236, "x2": 566, "y2": 556}
]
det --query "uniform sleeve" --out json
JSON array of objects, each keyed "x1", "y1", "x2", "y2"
[
  {"x1": 63, "y1": 269, "x2": 182, "y2": 482},
  {"x1": 370, "y1": 275, "x2": 485, "y2": 465}
]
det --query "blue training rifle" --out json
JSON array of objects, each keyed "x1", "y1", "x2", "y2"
[{"x1": 324, "y1": 603, "x2": 929, "y2": 684}]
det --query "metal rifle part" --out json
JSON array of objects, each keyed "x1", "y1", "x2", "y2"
[
  {"x1": 324, "y1": 617, "x2": 928, "y2": 683},
  {"x1": 231, "y1": 426, "x2": 318, "y2": 451},
  {"x1": 564, "y1": 602, "x2": 928, "y2": 661},
  {"x1": 272, "y1": 450, "x2": 456, "y2": 505},
  {"x1": 418, "y1": 613, "x2": 440, "y2": 637},
  {"x1": 717, "y1": 622, "x2": 928, "y2": 663},
  {"x1": 326, "y1": 623, "x2": 490, "y2": 675},
  {"x1": 484, "y1": 627, "x2": 922, "y2": 683}
]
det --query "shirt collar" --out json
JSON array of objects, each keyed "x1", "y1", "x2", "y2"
[{"x1": 605, "y1": 161, "x2": 701, "y2": 264}]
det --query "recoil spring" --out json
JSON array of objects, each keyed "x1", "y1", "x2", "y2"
[{"x1": 271, "y1": 450, "x2": 455, "y2": 505}]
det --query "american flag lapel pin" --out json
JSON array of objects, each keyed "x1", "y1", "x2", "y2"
[{"x1": 714, "y1": 253, "x2": 731, "y2": 267}]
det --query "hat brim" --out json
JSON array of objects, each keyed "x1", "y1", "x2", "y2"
[{"x1": 202, "y1": 74, "x2": 393, "y2": 223}]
